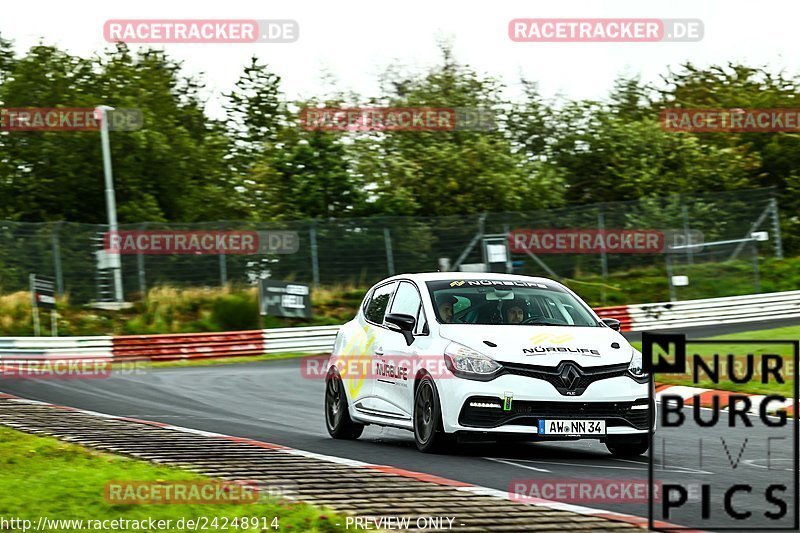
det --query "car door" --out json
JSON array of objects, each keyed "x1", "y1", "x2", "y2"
[
  {"x1": 349, "y1": 281, "x2": 397, "y2": 413},
  {"x1": 374, "y1": 280, "x2": 426, "y2": 419}
]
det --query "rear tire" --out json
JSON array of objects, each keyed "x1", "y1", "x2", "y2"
[
  {"x1": 606, "y1": 435, "x2": 649, "y2": 457},
  {"x1": 325, "y1": 370, "x2": 364, "y2": 440},
  {"x1": 413, "y1": 376, "x2": 451, "y2": 453}
]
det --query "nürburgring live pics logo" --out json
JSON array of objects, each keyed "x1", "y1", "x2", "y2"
[{"x1": 643, "y1": 332, "x2": 799, "y2": 531}]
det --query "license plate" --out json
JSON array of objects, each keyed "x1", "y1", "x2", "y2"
[{"x1": 538, "y1": 419, "x2": 606, "y2": 435}]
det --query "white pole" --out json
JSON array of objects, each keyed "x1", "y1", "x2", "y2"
[{"x1": 97, "y1": 106, "x2": 124, "y2": 303}]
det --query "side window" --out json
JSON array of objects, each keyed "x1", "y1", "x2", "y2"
[
  {"x1": 389, "y1": 282, "x2": 421, "y2": 317},
  {"x1": 361, "y1": 290, "x2": 373, "y2": 313},
  {"x1": 364, "y1": 282, "x2": 397, "y2": 324}
]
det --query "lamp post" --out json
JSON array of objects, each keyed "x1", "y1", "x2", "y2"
[{"x1": 95, "y1": 105, "x2": 123, "y2": 303}]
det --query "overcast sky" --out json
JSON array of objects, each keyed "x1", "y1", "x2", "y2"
[{"x1": 3, "y1": 0, "x2": 799, "y2": 118}]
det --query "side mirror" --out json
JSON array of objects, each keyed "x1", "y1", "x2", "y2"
[
  {"x1": 385, "y1": 313, "x2": 416, "y2": 346},
  {"x1": 601, "y1": 318, "x2": 621, "y2": 332}
]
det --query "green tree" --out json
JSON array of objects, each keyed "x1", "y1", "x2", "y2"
[
  {"x1": 356, "y1": 44, "x2": 564, "y2": 217},
  {"x1": 656, "y1": 62, "x2": 800, "y2": 252},
  {"x1": 0, "y1": 42, "x2": 233, "y2": 222}
]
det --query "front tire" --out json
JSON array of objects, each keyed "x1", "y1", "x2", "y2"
[
  {"x1": 606, "y1": 435, "x2": 649, "y2": 457},
  {"x1": 413, "y1": 376, "x2": 450, "y2": 453},
  {"x1": 325, "y1": 370, "x2": 364, "y2": 440}
]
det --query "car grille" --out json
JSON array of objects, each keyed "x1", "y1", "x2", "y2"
[
  {"x1": 500, "y1": 361, "x2": 630, "y2": 396},
  {"x1": 458, "y1": 397, "x2": 652, "y2": 430}
]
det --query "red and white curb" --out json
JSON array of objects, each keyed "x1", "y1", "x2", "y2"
[{"x1": 0, "y1": 391, "x2": 698, "y2": 531}]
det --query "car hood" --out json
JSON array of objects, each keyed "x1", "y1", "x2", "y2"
[{"x1": 438, "y1": 324, "x2": 632, "y2": 367}]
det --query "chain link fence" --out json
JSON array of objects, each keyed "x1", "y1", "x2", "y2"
[{"x1": 0, "y1": 188, "x2": 783, "y2": 306}]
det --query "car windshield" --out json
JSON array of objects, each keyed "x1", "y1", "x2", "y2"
[{"x1": 426, "y1": 279, "x2": 601, "y2": 327}]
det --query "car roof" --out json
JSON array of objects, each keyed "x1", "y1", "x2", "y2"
[{"x1": 381, "y1": 272, "x2": 562, "y2": 286}]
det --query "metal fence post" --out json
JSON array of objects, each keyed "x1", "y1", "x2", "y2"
[
  {"x1": 597, "y1": 205, "x2": 608, "y2": 305},
  {"x1": 383, "y1": 228, "x2": 395, "y2": 276},
  {"x1": 769, "y1": 196, "x2": 784, "y2": 259},
  {"x1": 137, "y1": 222, "x2": 147, "y2": 298},
  {"x1": 310, "y1": 225, "x2": 320, "y2": 288},
  {"x1": 752, "y1": 241, "x2": 761, "y2": 293},
  {"x1": 478, "y1": 214, "x2": 487, "y2": 266},
  {"x1": 502, "y1": 224, "x2": 512, "y2": 274},
  {"x1": 682, "y1": 202, "x2": 693, "y2": 265},
  {"x1": 219, "y1": 253, "x2": 228, "y2": 286},
  {"x1": 666, "y1": 253, "x2": 677, "y2": 302},
  {"x1": 52, "y1": 222, "x2": 64, "y2": 296}
]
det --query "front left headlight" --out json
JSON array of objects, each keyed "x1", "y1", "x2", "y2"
[
  {"x1": 443, "y1": 341, "x2": 502, "y2": 381},
  {"x1": 627, "y1": 348, "x2": 650, "y2": 383}
]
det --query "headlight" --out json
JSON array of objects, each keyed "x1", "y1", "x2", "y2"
[
  {"x1": 628, "y1": 348, "x2": 650, "y2": 382},
  {"x1": 443, "y1": 342, "x2": 501, "y2": 381}
]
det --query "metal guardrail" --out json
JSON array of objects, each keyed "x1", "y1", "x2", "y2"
[
  {"x1": 263, "y1": 325, "x2": 340, "y2": 354},
  {"x1": 113, "y1": 331, "x2": 266, "y2": 361},
  {"x1": 622, "y1": 290, "x2": 800, "y2": 331},
  {"x1": 0, "y1": 336, "x2": 113, "y2": 361},
  {"x1": 1, "y1": 290, "x2": 798, "y2": 360}
]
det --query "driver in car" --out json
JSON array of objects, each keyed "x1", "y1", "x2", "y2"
[
  {"x1": 502, "y1": 299, "x2": 526, "y2": 324},
  {"x1": 436, "y1": 294, "x2": 457, "y2": 323}
]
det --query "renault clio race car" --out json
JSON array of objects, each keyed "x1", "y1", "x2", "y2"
[{"x1": 324, "y1": 273, "x2": 654, "y2": 455}]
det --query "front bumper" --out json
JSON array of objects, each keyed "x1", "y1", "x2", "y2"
[{"x1": 436, "y1": 373, "x2": 653, "y2": 436}]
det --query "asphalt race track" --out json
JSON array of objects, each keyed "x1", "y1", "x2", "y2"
[{"x1": 2, "y1": 320, "x2": 797, "y2": 531}]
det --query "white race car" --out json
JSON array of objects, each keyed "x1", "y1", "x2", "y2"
[{"x1": 325, "y1": 273, "x2": 654, "y2": 455}]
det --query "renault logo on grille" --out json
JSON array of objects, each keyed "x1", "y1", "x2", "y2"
[{"x1": 560, "y1": 364, "x2": 581, "y2": 390}]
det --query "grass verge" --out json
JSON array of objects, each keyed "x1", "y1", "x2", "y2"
[{"x1": 0, "y1": 426, "x2": 351, "y2": 532}]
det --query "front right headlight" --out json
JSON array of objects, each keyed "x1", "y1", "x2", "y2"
[
  {"x1": 443, "y1": 341, "x2": 502, "y2": 381},
  {"x1": 627, "y1": 348, "x2": 650, "y2": 383}
]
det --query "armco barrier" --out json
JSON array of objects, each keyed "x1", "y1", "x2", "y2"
[
  {"x1": 595, "y1": 289, "x2": 800, "y2": 332},
  {"x1": 0, "y1": 336, "x2": 113, "y2": 361},
  {"x1": 111, "y1": 326, "x2": 339, "y2": 361},
  {"x1": 263, "y1": 325, "x2": 340, "y2": 354},
  {"x1": 112, "y1": 330, "x2": 265, "y2": 362},
  {"x1": 1, "y1": 290, "x2": 798, "y2": 361},
  {"x1": 592, "y1": 305, "x2": 632, "y2": 331}
]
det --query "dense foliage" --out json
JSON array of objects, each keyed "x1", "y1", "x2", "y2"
[{"x1": 0, "y1": 37, "x2": 798, "y2": 252}]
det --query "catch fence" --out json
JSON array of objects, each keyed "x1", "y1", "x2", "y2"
[{"x1": 0, "y1": 188, "x2": 782, "y2": 305}]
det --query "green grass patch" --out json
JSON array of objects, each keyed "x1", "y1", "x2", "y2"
[
  {"x1": 0, "y1": 426, "x2": 351, "y2": 532},
  {"x1": 634, "y1": 325, "x2": 798, "y2": 395}
]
